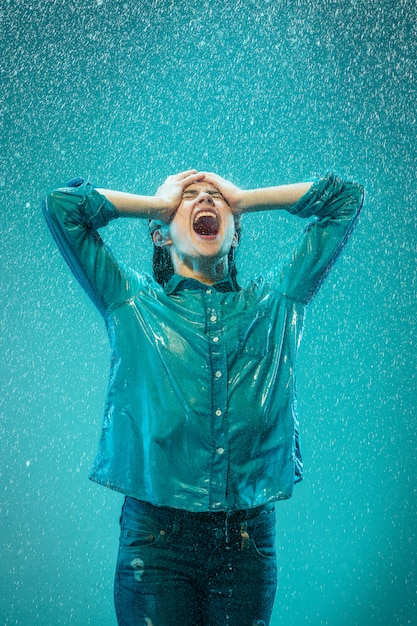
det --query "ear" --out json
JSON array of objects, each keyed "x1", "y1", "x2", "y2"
[
  {"x1": 152, "y1": 225, "x2": 172, "y2": 248},
  {"x1": 231, "y1": 232, "x2": 239, "y2": 248}
]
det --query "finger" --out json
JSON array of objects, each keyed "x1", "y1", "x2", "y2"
[
  {"x1": 176, "y1": 169, "x2": 198, "y2": 179},
  {"x1": 200, "y1": 172, "x2": 225, "y2": 185},
  {"x1": 180, "y1": 171, "x2": 205, "y2": 188},
  {"x1": 162, "y1": 170, "x2": 196, "y2": 184}
]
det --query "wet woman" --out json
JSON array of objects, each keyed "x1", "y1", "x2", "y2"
[{"x1": 43, "y1": 169, "x2": 364, "y2": 626}]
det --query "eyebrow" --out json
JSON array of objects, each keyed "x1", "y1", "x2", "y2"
[{"x1": 182, "y1": 189, "x2": 223, "y2": 197}]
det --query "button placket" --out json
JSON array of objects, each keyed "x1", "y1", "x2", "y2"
[{"x1": 205, "y1": 288, "x2": 229, "y2": 509}]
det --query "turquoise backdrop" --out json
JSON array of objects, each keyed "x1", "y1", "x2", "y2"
[{"x1": 2, "y1": 0, "x2": 416, "y2": 624}]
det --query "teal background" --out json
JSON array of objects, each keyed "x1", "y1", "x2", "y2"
[{"x1": 2, "y1": 0, "x2": 416, "y2": 624}]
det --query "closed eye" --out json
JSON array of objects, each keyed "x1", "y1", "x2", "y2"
[{"x1": 182, "y1": 189, "x2": 228, "y2": 205}]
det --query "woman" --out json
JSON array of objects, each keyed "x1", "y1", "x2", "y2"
[{"x1": 43, "y1": 169, "x2": 364, "y2": 626}]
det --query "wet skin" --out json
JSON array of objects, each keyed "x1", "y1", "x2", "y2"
[{"x1": 153, "y1": 182, "x2": 239, "y2": 285}]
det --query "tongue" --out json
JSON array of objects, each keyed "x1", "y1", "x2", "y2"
[{"x1": 193, "y1": 215, "x2": 219, "y2": 236}]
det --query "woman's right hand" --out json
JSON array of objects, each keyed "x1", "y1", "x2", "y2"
[{"x1": 154, "y1": 169, "x2": 205, "y2": 221}]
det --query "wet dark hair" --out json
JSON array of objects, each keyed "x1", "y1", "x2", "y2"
[{"x1": 150, "y1": 218, "x2": 242, "y2": 290}]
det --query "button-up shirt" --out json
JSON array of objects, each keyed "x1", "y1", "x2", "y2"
[{"x1": 43, "y1": 173, "x2": 364, "y2": 511}]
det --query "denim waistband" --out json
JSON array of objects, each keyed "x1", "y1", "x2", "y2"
[{"x1": 124, "y1": 497, "x2": 274, "y2": 526}]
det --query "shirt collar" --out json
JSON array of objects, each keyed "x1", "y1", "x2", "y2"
[{"x1": 164, "y1": 274, "x2": 239, "y2": 295}]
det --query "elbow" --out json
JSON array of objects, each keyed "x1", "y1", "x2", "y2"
[
  {"x1": 42, "y1": 189, "x2": 59, "y2": 221},
  {"x1": 42, "y1": 188, "x2": 68, "y2": 224},
  {"x1": 43, "y1": 184, "x2": 85, "y2": 219},
  {"x1": 42, "y1": 186, "x2": 84, "y2": 234},
  {"x1": 351, "y1": 182, "x2": 365, "y2": 216},
  {"x1": 43, "y1": 188, "x2": 58, "y2": 212},
  {"x1": 342, "y1": 180, "x2": 365, "y2": 218}
]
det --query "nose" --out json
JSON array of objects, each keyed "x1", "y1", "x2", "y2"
[{"x1": 197, "y1": 192, "x2": 214, "y2": 205}]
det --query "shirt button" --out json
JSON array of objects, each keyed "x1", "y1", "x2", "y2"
[
  {"x1": 216, "y1": 447, "x2": 225, "y2": 455},
  {"x1": 213, "y1": 337, "x2": 219, "y2": 343},
  {"x1": 215, "y1": 370, "x2": 222, "y2": 378},
  {"x1": 215, "y1": 409, "x2": 222, "y2": 416},
  {"x1": 210, "y1": 315, "x2": 217, "y2": 322}
]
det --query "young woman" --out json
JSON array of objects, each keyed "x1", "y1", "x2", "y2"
[{"x1": 43, "y1": 169, "x2": 364, "y2": 626}]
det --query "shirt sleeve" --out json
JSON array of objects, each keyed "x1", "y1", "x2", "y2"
[
  {"x1": 43, "y1": 179, "x2": 141, "y2": 315},
  {"x1": 274, "y1": 172, "x2": 364, "y2": 305}
]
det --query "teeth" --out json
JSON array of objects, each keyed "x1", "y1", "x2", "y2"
[
  {"x1": 193, "y1": 211, "x2": 220, "y2": 236},
  {"x1": 194, "y1": 211, "x2": 217, "y2": 223}
]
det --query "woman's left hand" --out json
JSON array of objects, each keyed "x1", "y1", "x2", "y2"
[{"x1": 200, "y1": 172, "x2": 244, "y2": 213}]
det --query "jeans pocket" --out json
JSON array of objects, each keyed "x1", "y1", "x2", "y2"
[
  {"x1": 251, "y1": 535, "x2": 276, "y2": 560},
  {"x1": 246, "y1": 511, "x2": 276, "y2": 560},
  {"x1": 119, "y1": 500, "x2": 169, "y2": 549},
  {"x1": 120, "y1": 525, "x2": 164, "y2": 549}
]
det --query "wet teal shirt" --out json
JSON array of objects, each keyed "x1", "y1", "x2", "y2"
[{"x1": 43, "y1": 173, "x2": 364, "y2": 511}]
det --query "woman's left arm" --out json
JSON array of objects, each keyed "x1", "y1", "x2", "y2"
[
  {"x1": 201, "y1": 172, "x2": 313, "y2": 213},
  {"x1": 202, "y1": 171, "x2": 364, "y2": 304}
]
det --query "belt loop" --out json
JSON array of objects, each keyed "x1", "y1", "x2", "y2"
[
  {"x1": 240, "y1": 521, "x2": 250, "y2": 550},
  {"x1": 171, "y1": 509, "x2": 181, "y2": 536},
  {"x1": 225, "y1": 510, "x2": 232, "y2": 543}
]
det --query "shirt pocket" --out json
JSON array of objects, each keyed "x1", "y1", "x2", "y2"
[{"x1": 237, "y1": 309, "x2": 272, "y2": 358}]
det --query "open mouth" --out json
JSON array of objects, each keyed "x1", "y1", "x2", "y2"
[{"x1": 192, "y1": 211, "x2": 220, "y2": 237}]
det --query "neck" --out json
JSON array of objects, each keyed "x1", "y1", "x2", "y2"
[{"x1": 172, "y1": 254, "x2": 229, "y2": 286}]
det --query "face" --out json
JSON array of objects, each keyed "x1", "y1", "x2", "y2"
[{"x1": 154, "y1": 183, "x2": 238, "y2": 268}]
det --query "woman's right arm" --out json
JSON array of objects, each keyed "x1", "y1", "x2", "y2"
[
  {"x1": 95, "y1": 188, "x2": 167, "y2": 218},
  {"x1": 97, "y1": 169, "x2": 204, "y2": 219},
  {"x1": 43, "y1": 171, "x2": 204, "y2": 314},
  {"x1": 43, "y1": 180, "x2": 139, "y2": 315}
]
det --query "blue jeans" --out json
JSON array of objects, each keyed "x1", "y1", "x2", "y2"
[{"x1": 114, "y1": 497, "x2": 278, "y2": 626}]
